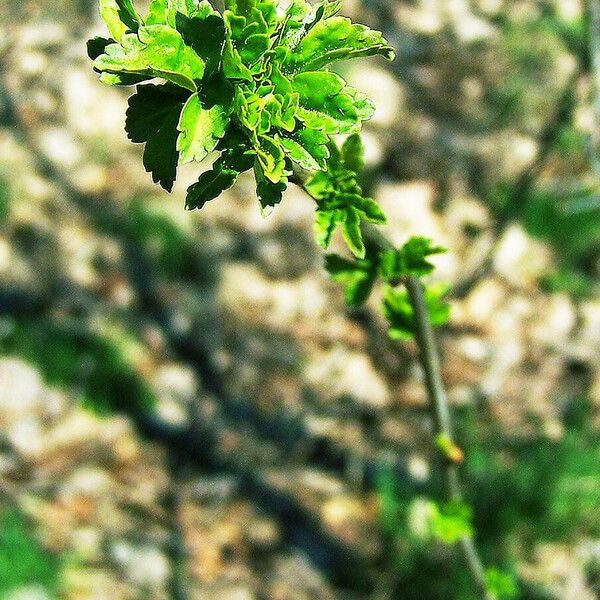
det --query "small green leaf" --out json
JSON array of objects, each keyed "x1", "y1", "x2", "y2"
[
  {"x1": 255, "y1": 135, "x2": 286, "y2": 183},
  {"x1": 87, "y1": 36, "x2": 112, "y2": 59},
  {"x1": 305, "y1": 170, "x2": 335, "y2": 200},
  {"x1": 99, "y1": 0, "x2": 141, "y2": 42},
  {"x1": 293, "y1": 71, "x2": 373, "y2": 134},
  {"x1": 485, "y1": 569, "x2": 519, "y2": 600},
  {"x1": 146, "y1": 0, "x2": 215, "y2": 25},
  {"x1": 225, "y1": 0, "x2": 258, "y2": 17},
  {"x1": 324, "y1": 253, "x2": 360, "y2": 276},
  {"x1": 383, "y1": 283, "x2": 450, "y2": 340},
  {"x1": 281, "y1": 128, "x2": 329, "y2": 170},
  {"x1": 177, "y1": 94, "x2": 230, "y2": 164},
  {"x1": 344, "y1": 271, "x2": 376, "y2": 305},
  {"x1": 325, "y1": 254, "x2": 377, "y2": 305},
  {"x1": 93, "y1": 25, "x2": 206, "y2": 92},
  {"x1": 186, "y1": 166, "x2": 238, "y2": 209},
  {"x1": 222, "y1": 36, "x2": 254, "y2": 80},
  {"x1": 126, "y1": 84, "x2": 189, "y2": 191},
  {"x1": 186, "y1": 131, "x2": 256, "y2": 209},
  {"x1": 145, "y1": 0, "x2": 169, "y2": 24},
  {"x1": 431, "y1": 500, "x2": 473, "y2": 544},
  {"x1": 88, "y1": 37, "x2": 149, "y2": 85},
  {"x1": 255, "y1": 163, "x2": 287, "y2": 215},
  {"x1": 380, "y1": 237, "x2": 447, "y2": 280},
  {"x1": 342, "y1": 207, "x2": 365, "y2": 258},
  {"x1": 355, "y1": 196, "x2": 386, "y2": 224},
  {"x1": 342, "y1": 133, "x2": 364, "y2": 173},
  {"x1": 283, "y1": 16, "x2": 394, "y2": 72},
  {"x1": 176, "y1": 12, "x2": 226, "y2": 78},
  {"x1": 314, "y1": 208, "x2": 342, "y2": 248}
]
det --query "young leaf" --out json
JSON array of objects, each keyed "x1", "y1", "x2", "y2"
[
  {"x1": 325, "y1": 254, "x2": 377, "y2": 305},
  {"x1": 354, "y1": 196, "x2": 386, "y2": 224},
  {"x1": 380, "y1": 236, "x2": 447, "y2": 281},
  {"x1": 176, "y1": 12, "x2": 226, "y2": 78},
  {"x1": 342, "y1": 133, "x2": 365, "y2": 174},
  {"x1": 126, "y1": 84, "x2": 189, "y2": 191},
  {"x1": 383, "y1": 283, "x2": 450, "y2": 340},
  {"x1": 314, "y1": 208, "x2": 343, "y2": 249},
  {"x1": 88, "y1": 37, "x2": 150, "y2": 85},
  {"x1": 145, "y1": 0, "x2": 168, "y2": 24},
  {"x1": 93, "y1": 25, "x2": 206, "y2": 92},
  {"x1": 280, "y1": 128, "x2": 329, "y2": 170},
  {"x1": 255, "y1": 163, "x2": 287, "y2": 214},
  {"x1": 255, "y1": 135, "x2": 286, "y2": 183},
  {"x1": 283, "y1": 16, "x2": 394, "y2": 72},
  {"x1": 99, "y1": 0, "x2": 141, "y2": 42},
  {"x1": 186, "y1": 165, "x2": 238, "y2": 209},
  {"x1": 222, "y1": 35, "x2": 254, "y2": 80},
  {"x1": 342, "y1": 206, "x2": 365, "y2": 258},
  {"x1": 186, "y1": 131, "x2": 256, "y2": 209},
  {"x1": 430, "y1": 500, "x2": 473, "y2": 544},
  {"x1": 177, "y1": 94, "x2": 230, "y2": 164},
  {"x1": 293, "y1": 71, "x2": 374, "y2": 133}
]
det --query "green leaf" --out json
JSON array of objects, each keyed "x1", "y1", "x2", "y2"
[
  {"x1": 225, "y1": 0, "x2": 258, "y2": 17},
  {"x1": 485, "y1": 569, "x2": 519, "y2": 600},
  {"x1": 383, "y1": 283, "x2": 450, "y2": 340},
  {"x1": 283, "y1": 16, "x2": 394, "y2": 72},
  {"x1": 344, "y1": 271, "x2": 376, "y2": 305},
  {"x1": 88, "y1": 37, "x2": 147, "y2": 85},
  {"x1": 126, "y1": 84, "x2": 189, "y2": 191},
  {"x1": 93, "y1": 25, "x2": 206, "y2": 92},
  {"x1": 177, "y1": 93, "x2": 230, "y2": 164},
  {"x1": 186, "y1": 130, "x2": 256, "y2": 209},
  {"x1": 88, "y1": 39, "x2": 150, "y2": 85},
  {"x1": 354, "y1": 196, "x2": 386, "y2": 224},
  {"x1": 324, "y1": 254, "x2": 376, "y2": 305},
  {"x1": 255, "y1": 135, "x2": 286, "y2": 183},
  {"x1": 87, "y1": 36, "x2": 113, "y2": 59},
  {"x1": 146, "y1": 0, "x2": 214, "y2": 25},
  {"x1": 380, "y1": 237, "x2": 447, "y2": 280},
  {"x1": 342, "y1": 133, "x2": 364, "y2": 173},
  {"x1": 223, "y1": 9, "x2": 271, "y2": 67},
  {"x1": 324, "y1": 253, "x2": 360, "y2": 276},
  {"x1": 281, "y1": 128, "x2": 329, "y2": 170},
  {"x1": 342, "y1": 207, "x2": 365, "y2": 258},
  {"x1": 292, "y1": 71, "x2": 374, "y2": 134},
  {"x1": 176, "y1": 13, "x2": 226, "y2": 78},
  {"x1": 99, "y1": 0, "x2": 141, "y2": 42},
  {"x1": 255, "y1": 163, "x2": 287, "y2": 215},
  {"x1": 188, "y1": 0, "x2": 217, "y2": 18},
  {"x1": 145, "y1": 0, "x2": 169, "y2": 24},
  {"x1": 314, "y1": 208, "x2": 342, "y2": 248},
  {"x1": 430, "y1": 500, "x2": 473, "y2": 544},
  {"x1": 186, "y1": 166, "x2": 238, "y2": 209},
  {"x1": 305, "y1": 170, "x2": 335, "y2": 200},
  {"x1": 222, "y1": 36, "x2": 254, "y2": 80}
]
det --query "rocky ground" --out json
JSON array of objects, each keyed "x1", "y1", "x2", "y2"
[{"x1": 1, "y1": 0, "x2": 600, "y2": 598}]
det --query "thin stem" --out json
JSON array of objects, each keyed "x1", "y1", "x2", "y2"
[{"x1": 405, "y1": 275, "x2": 494, "y2": 600}]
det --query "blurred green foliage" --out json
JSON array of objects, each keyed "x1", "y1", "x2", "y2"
[
  {"x1": 0, "y1": 507, "x2": 60, "y2": 596},
  {"x1": 0, "y1": 319, "x2": 156, "y2": 416},
  {"x1": 0, "y1": 172, "x2": 10, "y2": 224},
  {"x1": 376, "y1": 400, "x2": 600, "y2": 599},
  {"x1": 127, "y1": 197, "x2": 194, "y2": 278},
  {"x1": 522, "y1": 186, "x2": 600, "y2": 297}
]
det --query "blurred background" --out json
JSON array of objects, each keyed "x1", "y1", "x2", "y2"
[{"x1": 1, "y1": 0, "x2": 600, "y2": 598}]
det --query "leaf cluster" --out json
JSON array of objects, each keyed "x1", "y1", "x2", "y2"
[
  {"x1": 325, "y1": 235, "x2": 449, "y2": 338},
  {"x1": 88, "y1": 0, "x2": 394, "y2": 212},
  {"x1": 305, "y1": 134, "x2": 386, "y2": 258}
]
